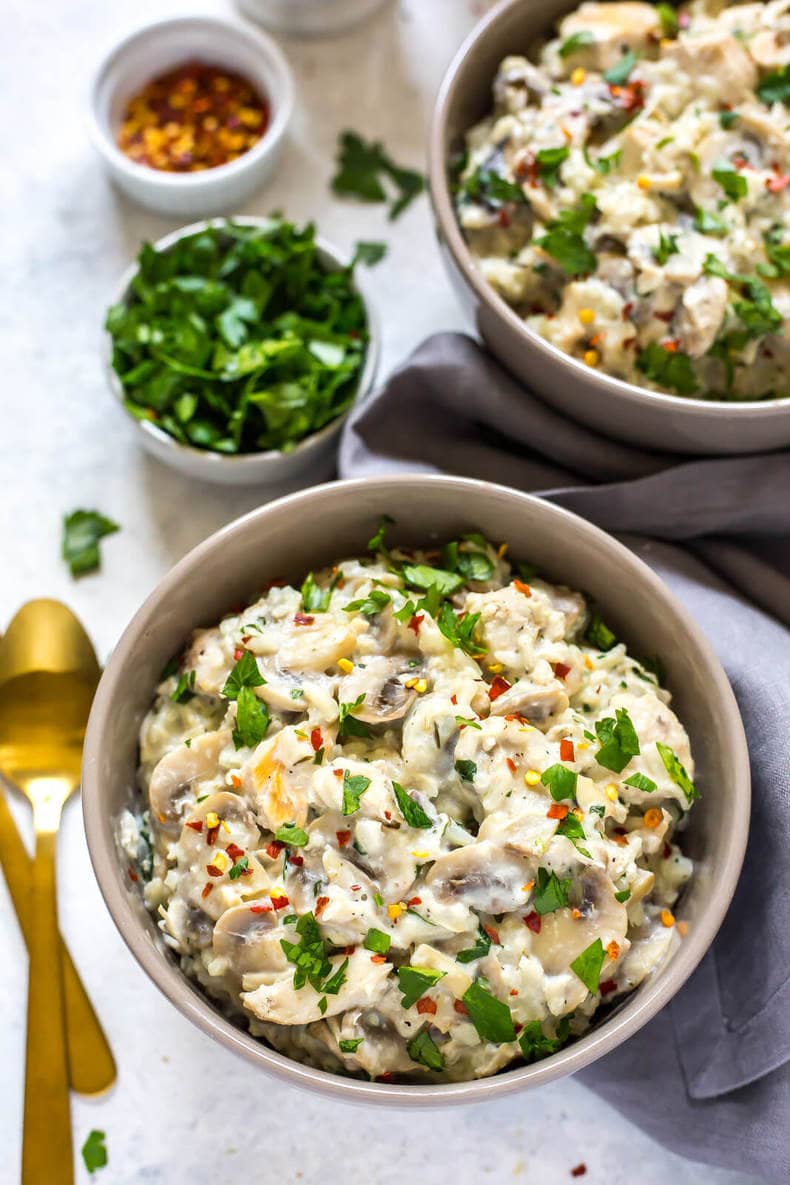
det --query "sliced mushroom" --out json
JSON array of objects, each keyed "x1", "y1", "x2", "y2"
[
  {"x1": 339, "y1": 655, "x2": 418, "y2": 725},
  {"x1": 148, "y1": 730, "x2": 227, "y2": 834},
  {"x1": 160, "y1": 896, "x2": 214, "y2": 952},
  {"x1": 426, "y1": 840, "x2": 532, "y2": 914},
  {"x1": 213, "y1": 903, "x2": 288, "y2": 976},
  {"x1": 183, "y1": 628, "x2": 228, "y2": 696},
  {"x1": 529, "y1": 866, "x2": 628, "y2": 975},
  {"x1": 488, "y1": 679, "x2": 569, "y2": 724},
  {"x1": 332, "y1": 1008, "x2": 417, "y2": 1077}
]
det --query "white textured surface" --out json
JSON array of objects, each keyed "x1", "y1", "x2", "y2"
[{"x1": 0, "y1": 1, "x2": 761, "y2": 1182}]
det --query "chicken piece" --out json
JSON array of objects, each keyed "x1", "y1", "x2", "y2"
[
  {"x1": 666, "y1": 32, "x2": 758, "y2": 104},
  {"x1": 557, "y1": 3, "x2": 661, "y2": 71},
  {"x1": 241, "y1": 946, "x2": 392, "y2": 1025},
  {"x1": 677, "y1": 275, "x2": 729, "y2": 358}
]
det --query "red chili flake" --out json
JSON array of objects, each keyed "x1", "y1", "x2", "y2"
[
  {"x1": 489, "y1": 675, "x2": 512, "y2": 701},
  {"x1": 483, "y1": 924, "x2": 500, "y2": 945},
  {"x1": 384, "y1": 810, "x2": 392, "y2": 821},
  {"x1": 229, "y1": 773, "x2": 241, "y2": 789},
  {"x1": 226, "y1": 842, "x2": 245, "y2": 862},
  {"x1": 407, "y1": 896, "x2": 423, "y2": 907},
  {"x1": 185, "y1": 820, "x2": 203, "y2": 833},
  {"x1": 261, "y1": 579, "x2": 286, "y2": 592},
  {"x1": 571, "y1": 1165, "x2": 587, "y2": 1178},
  {"x1": 265, "y1": 840, "x2": 284, "y2": 860},
  {"x1": 733, "y1": 155, "x2": 748, "y2": 171},
  {"x1": 336, "y1": 829, "x2": 352, "y2": 847},
  {"x1": 510, "y1": 989, "x2": 519, "y2": 996},
  {"x1": 416, "y1": 997, "x2": 438, "y2": 1015},
  {"x1": 766, "y1": 173, "x2": 790, "y2": 193},
  {"x1": 315, "y1": 895, "x2": 330, "y2": 916},
  {"x1": 552, "y1": 661, "x2": 571, "y2": 680},
  {"x1": 377, "y1": 1072, "x2": 394, "y2": 1082},
  {"x1": 294, "y1": 612, "x2": 314, "y2": 626},
  {"x1": 663, "y1": 338, "x2": 680, "y2": 353},
  {"x1": 206, "y1": 863, "x2": 223, "y2": 877},
  {"x1": 600, "y1": 979, "x2": 618, "y2": 997},
  {"x1": 547, "y1": 803, "x2": 569, "y2": 820},
  {"x1": 560, "y1": 738, "x2": 575, "y2": 762},
  {"x1": 622, "y1": 302, "x2": 634, "y2": 321},
  {"x1": 310, "y1": 727, "x2": 323, "y2": 752},
  {"x1": 250, "y1": 902, "x2": 273, "y2": 913},
  {"x1": 128, "y1": 866, "x2": 139, "y2": 883},
  {"x1": 654, "y1": 309, "x2": 674, "y2": 323},
  {"x1": 611, "y1": 79, "x2": 645, "y2": 112},
  {"x1": 407, "y1": 614, "x2": 424, "y2": 635},
  {"x1": 506, "y1": 757, "x2": 517, "y2": 774},
  {"x1": 623, "y1": 337, "x2": 637, "y2": 349},
  {"x1": 289, "y1": 854, "x2": 304, "y2": 866},
  {"x1": 270, "y1": 894, "x2": 289, "y2": 910},
  {"x1": 333, "y1": 768, "x2": 344, "y2": 779},
  {"x1": 350, "y1": 884, "x2": 362, "y2": 892},
  {"x1": 498, "y1": 208, "x2": 511, "y2": 228},
  {"x1": 513, "y1": 578, "x2": 532, "y2": 597},
  {"x1": 370, "y1": 954, "x2": 387, "y2": 964},
  {"x1": 342, "y1": 945, "x2": 356, "y2": 956},
  {"x1": 524, "y1": 911, "x2": 542, "y2": 933},
  {"x1": 663, "y1": 841, "x2": 672, "y2": 858},
  {"x1": 450, "y1": 694, "x2": 458, "y2": 705},
  {"x1": 201, "y1": 883, "x2": 214, "y2": 899},
  {"x1": 453, "y1": 1000, "x2": 469, "y2": 1016},
  {"x1": 233, "y1": 646, "x2": 245, "y2": 661},
  {"x1": 206, "y1": 824, "x2": 219, "y2": 847}
]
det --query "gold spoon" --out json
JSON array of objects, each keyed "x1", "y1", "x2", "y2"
[{"x1": 0, "y1": 600, "x2": 115, "y2": 1183}]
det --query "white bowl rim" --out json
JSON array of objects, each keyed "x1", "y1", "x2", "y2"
[
  {"x1": 103, "y1": 216, "x2": 381, "y2": 470},
  {"x1": 82, "y1": 474, "x2": 751, "y2": 1104},
  {"x1": 87, "y1": 13, "x2": 294, "y2": 192},
  {"x1": 428, "y1": 0, "x2": 790, "y2": 422}
]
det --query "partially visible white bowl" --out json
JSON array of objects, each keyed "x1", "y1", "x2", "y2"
[
  {"x1": 104, "y1": 218, "x2": 380, "y2": 486},
  {"x1": 237, "y1": 0, "x2": 390, "y2": 37},
  {"x1": 88, "y1": 16, "x2": 294, "y2": 218}
]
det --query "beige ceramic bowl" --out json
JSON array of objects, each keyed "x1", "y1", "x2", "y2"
[
  {"x1": 429, "y1": 0, "x2": 790, "y2": 456},
  {"x1": 82, "y1": 475, "x2": 750, "y2": 1102}
]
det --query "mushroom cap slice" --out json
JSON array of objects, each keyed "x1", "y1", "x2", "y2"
[
  {"x1": 426, "y1": 840, "x2": 532, "y2": 914},
  {"x1": 488, "y1": 679, "x2": 569, "y2": 724},
  {"x1": 148, "y1": 730, "x2": 227, "y2": 834},
  {"x1": 213, "y1": 903, "x2": 288, "y2": 975}
]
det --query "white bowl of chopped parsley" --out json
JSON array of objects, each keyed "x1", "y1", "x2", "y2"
[{"x1": 104, "y1": 217, "x2": 380, "y2": 485}]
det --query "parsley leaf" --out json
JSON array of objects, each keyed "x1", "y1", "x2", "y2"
[
  {"x1": 570, "y1": 937, "x2": 606, "y2": 994},
  {"x1": 437, "y1": 603, "x2": 486, "y2": 657},
  {"x1": 732, "y1": 278, "x2": 782, "y2": 339},
  {"x1": 461, "y1": 166, "x2": 528, "y2": 207},
  {"x1": 614, "y1": 888, "x2": 631, "y2": 903},
  {"x1": 322, "y1": 957, "x2": 349, "y2": 995},
  {"x1": 62, "y1": 510, "x2": 119, "y2": 577},
  {"x1": 533, "y1": 866, "x2": 572, "y2": 915},
  {"x1": 398, "y1": 965, "x2": 446, "y2": 1008},
  {"x1": 222, "y1": 650, "x2": 264, "y2": 699},
  {"x1": 637, "y1": 341, "x2": 698, "y2": 396},
  {"x1": 518, "y1": 1019, "x2": 568, "y2": 1062},
  {"x1": 719, "y1": 109, "x2": 739, "y2": 129},
  {"x1": 331, "y1": 131, "x2": 425, "y2": 220},
  {"x1": 232, "y1": 684, "x2": 270, "y2": 750},
  {"x1": 170, "y1": 669, "x2": 196, "y2": 703},
  {"x1": 462, "y1": 981, "x2": 516, "y2": 1044},
  {"x1": 81, "y1": 1130, "x2": 108, "y2": 1174},
  {"x1": 407, "y1": 1027, "x2": 445, "y2": 1071},
  {"x1": 536, "y1": 194, "x2": 598, "y2": 275},
  {"x1": 457, "y1": 924, "x2": 493, "y2": 964},
  {"x1": 656, "y1": 741, "x2": 699, "y2": 802},
  {"x1": 228, "y1": 854, "x2": 249, "y2": 880},
  {"x1": 368, "y1": 514, "x2": 394, "y2": 552},
  {"x1": 541, "y1": 764, "x2": 578, "y2": 801},
  {"x1": 339, "y1": 1037, "x2": 364, "y2": 1053},
  {"x1": 337, "y1": 694, "x2": 371, "y2": 740},
  {"x1": 559, "y1": 30, "x2": 595, "y2": 57},
  {"x1": 594, "y1": 707, "x2": 640, "y2": 773},
  {"x1": 392, "y1": 781, "x2": 433, "y2": 829},
  {"x1": 364, "y1": 927, "x2": 391, "y2": 955},
  {"x1": 301, "y1": 571, "x2": 340, "y2": 613},
  {"x1": 654, "y1": 231, "x2": 679, "y2": 266},
  {"x1": 764, "y1": 227, "x2": 790, "y2": 277},
  {"x1": 274, "y1": 823, "x2": 309, "y2": 847},
  {"x1": 604, "y1": 50, "x2": 638, "y2": 86},
  {"x1": 713, "y1": 162, "x2": 748, "y2": 202},
  {"x1": 694, "y1": 207, "x2": 728, "y2": 236},
  {"x1": 350, "y1": 240, "x2": 387, "y2": 268},
  {"x1": 536, "y1": 145, "x2": 569, "y2": 189},
  {"x1": 402, "y1": 562, "x2": 464, "y2": 597},
  {"x1": 585, "y1": 148, "x2": 622, "y2": 175},
  {"x1": 623, "y1": 771, "x2": 657, "y2": 793},
  {"x1": 280, "y1": 912, "x2": 331, "y2": 991},
  {"x1": 555, "y1": 812, "x2": 592, "y2": 858},
  {"x1": 585, "y1": 609, "x2": 617, "y2": 651},
  {"x1": 454, "y1": 759, "x2": 477, "y2": 783},
  {"x1": 344, "y1": 589, "x2": 392, "y2": 617},
  {"x1": 341, "y1": 770, "x2": 372, "y2": 815},
  {"x1": 757, "y1": 64, "x2": 790, "y2": 105},
  {"x1": 656, "y1": 3, "x2": 679, "y2": 37}
]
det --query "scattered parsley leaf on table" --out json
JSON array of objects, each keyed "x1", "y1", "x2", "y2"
[
  {"x1": 331, "y1": 131, "x2": 425, "y2": 220},
  {"x1": 62, "y1": 510, "x2": 119, "y2": 578},
  {"x1": 81, "y1": 1130, "x2": 108, "y2": 1174}
]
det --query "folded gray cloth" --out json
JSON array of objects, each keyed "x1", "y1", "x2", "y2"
[{"x1": 339, "y1": 332, "x2": 790, "y2": 1184}]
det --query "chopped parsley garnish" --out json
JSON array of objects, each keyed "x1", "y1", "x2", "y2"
[
  {"x1": 461, "y1": 166, "x2": 528, "y2": 207},
  {"x1": 402, "y1": 562, "x2": 464, "y2": 597},
  {"x1": 280, "y1": 912, "x2": 332, "y2": 991},
  {"x1": 339, "y1": 1037, "x2": 364, "y2": 1053},
  {"x1": 397, "y1": 965, "x2": 446, "y2": 1008},
  {"x1": 541, "y1": 763, "x2": 578, "y2": 801},
  {"x1": 559, "y1": 30, "x2": 595, "y2": 57},
  {"x1": 455, "y1": 715, "x2": 482, "y2": 730},
  {"x1": 368, "y1": 514, "x2": 394, "y2": 553},
  {"x1": 693, "y1": 207, "x2": 728, "y2": 236},
  {"x1": 656, "y1": 741, "x2": 699, "y2": 802},
  {"x1": 535, "y1": 145, "x2": 569, "y2": 189},
  {"x1": 337, "y1": 694, "x2": 371, "y2": 740},
  {"x1": 62, "y1": 509, "x2": 119, "y2": 577},
  {"x1": 713, "y1": 162, "x2": 748, "y2": 202},
  {"x1": 732, "y1": 278, "x2": 782, "y2": 339},
  {"x1": 81, "y1": 1130, "x2": 108, "y2": 1175},
  {"x1": 457, "y1": 924, "x2": 493, "y2": 964},
  {"x1": 350, "y1": 240, "x2": 388, "y2": 268},
  {"x1": 364, "y1": 927, "x2": 391, "y2": 955},
  {"x1": 594, "y1": 707, "x2": 640, "y2": 773},
  {"x1": 454, "y1": 759, "x2": 477, "y2": 783},
  {"x1": 344, "y1": 589, "x2": 392, "y2": 616},
  {"x1": 654, "y1": 232, "x2": 679, "y2": 266},
  {"x1": 556, "y1": 812, "x2": 592, "y2": 858},
  {"x1": 570, "y1": 937, "x2": 606, "y2": 994},
  {"x1": 719, "y1": 109, "x2": 739, "y2": 129},
  {"x1": 274, "y1": 823, "x2": 309, "y2": 847},
  {"x1": 437, "y1": 603, "x2": 486, "y2": 657},
  {"x1": 322, "y1": 957, "x2": 350, "y2": 995},
  {"x1": 585, "y1": 609, "x2": 617, "y2": 651},
  {"x1": 518, "y1": 1018, "x2": 569, "y2": 1063},
  {"x1": 656, "y1": 3, "x2": 678, "y2": 37},
  {"x1": 301, "y1": 571, "x2": 339, "y2": 613},
  {"x1": 604, "y1": 50, "x2": 638, "y2": 86},
  {"x1": 442, "y1": 537, "x2": 496, "y2": 583},
  {"x1": 763, "y1": 227, "x2": 790, "y2": 277},
  {"x1": 392, "y1": 781, "x2": 433, "y2": 829},
  {"x1": 341, "y1": 770, "x2": 371, "y2": 815},
  {"x1": 331, "y1": 131, "x2": 425, "y2": 220},
  {"x1": 614, "y1": 888, "x2": 631, "y2": 903},
  {"x1": 222, "y1": 650, "x2": 265, "y2": 699},
  {"x1": 533, "y1": 866, "x2": 572, "y2": 915},
  {"x1": 462, "y1": 981, "x2": 516, "y2": 1044},
  {"x1": 407, "y1": 1027, "x2": 445, "y2": 1071},
  {"x1": 228, "y1": 855, "x2": 249, "y2": 879},
  {"x1": 585, "y1": 148, "x2": 622, "y2": 175},
  {"x1": 536, "y1": 194, "x2": 598, "y2": 276},
  {"x1": 637, "y1": 341, "x2": 698, "y2": 396},
  {"x1": 170, "y1": 669, "x2": 196, "y2": 703},
  {"x1": 232, "y1": 685, "x2": 270, "y2": 750},
  {"x1": 623, "y1": 771, "x2": 657, "y2": 793},
  {"x1": 756, "y1": 64, "x2": 790, "y2": 106}
]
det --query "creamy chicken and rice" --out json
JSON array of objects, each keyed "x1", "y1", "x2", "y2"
[
  {"x1": 123, "y1": 525, "x2": 698, "y2": 1082},
  {"x1": 455, "y1": 0, "x2": 790, "y2": 401}
]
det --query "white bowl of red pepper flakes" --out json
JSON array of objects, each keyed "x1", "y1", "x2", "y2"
[{"x1": 88, "y1": 15, "x2": 294, "y2": 218}]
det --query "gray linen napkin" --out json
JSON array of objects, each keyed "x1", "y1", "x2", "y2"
[{"x1": 339, "y1": 332, "x2": 790, "y2": 1184}]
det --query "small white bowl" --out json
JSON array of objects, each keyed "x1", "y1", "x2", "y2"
[
  {"x1": 88, "y1": 15, "x2": 294, "y2": 218},
  {"x1": 104, "y1": 218, "x2": 380, "y2": 486}
]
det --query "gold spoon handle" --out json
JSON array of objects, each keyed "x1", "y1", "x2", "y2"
[
  {"x1": 0, "y1": 786, "x2": 115, "y2": 1094},
  {"x1": 22, "y1": 823, "x2": 73, "y2": 1185}
]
